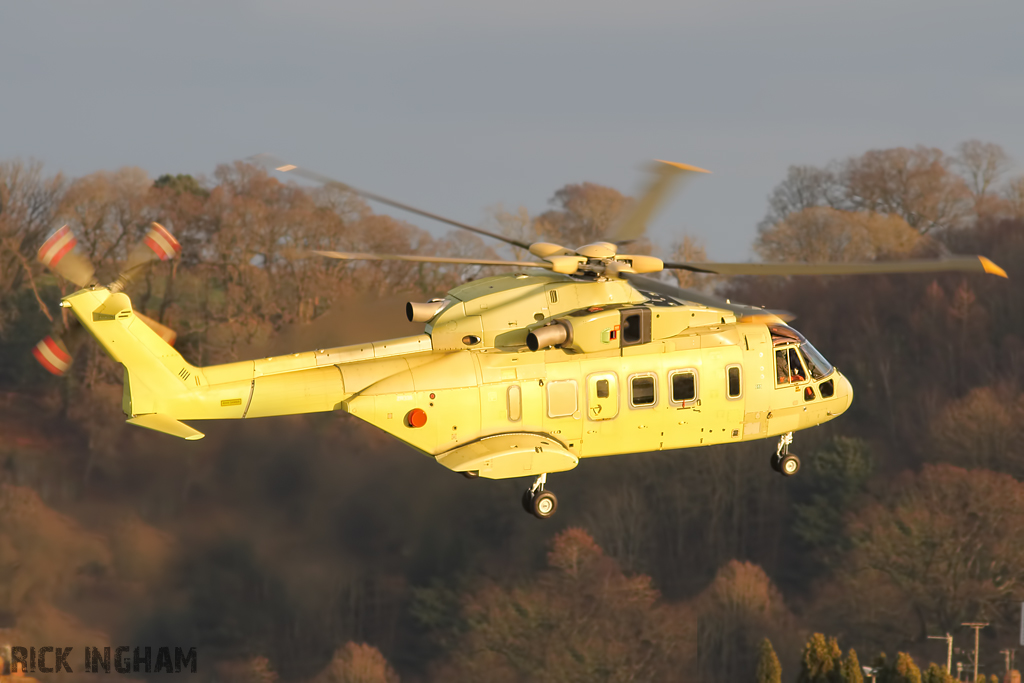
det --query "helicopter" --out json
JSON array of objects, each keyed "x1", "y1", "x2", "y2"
[{"x1": 34, "y1": 156, "x2": 1007, "y2": 519}]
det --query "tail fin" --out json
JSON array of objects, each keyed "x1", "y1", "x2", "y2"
[{"x1": 62, "y1": 288, "x2": 198, "y2": 418}]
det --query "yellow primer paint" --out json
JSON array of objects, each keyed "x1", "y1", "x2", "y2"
[{"x1": 64, "y1": 272, "x2": 854, "y2": 478}]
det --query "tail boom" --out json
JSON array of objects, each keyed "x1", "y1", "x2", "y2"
[{"x1": 62, "y1": 288, "x2": 435, "y2": 439}]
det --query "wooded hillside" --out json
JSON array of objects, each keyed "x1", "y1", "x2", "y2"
[{"x1": 0, "y1": 142, "x2": 1021, "y2": 682}]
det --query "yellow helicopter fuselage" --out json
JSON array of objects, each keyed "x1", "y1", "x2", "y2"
[{"x1": 61, "y1": 271, "x2": 852, "y2": 480}]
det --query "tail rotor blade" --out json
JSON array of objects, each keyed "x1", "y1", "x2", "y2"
[
  {"x1": 37, "y1": 225, "x2": 96, "y2": 287},
  {"x1": 135, "y1": 311, "x2": 178, "y2": 346},
  {"x1": 124, "y1": 222, "x2": 181, "y2": 271},
  {"x1": 32, "y1": 335, "x2": 73, "y2": 376},
  {"x1": 113, "y1": 223, "x2": 182, "y2": 291},
  {"x1": 141, "y1": 222, "x2": 181, "y2": 262}
]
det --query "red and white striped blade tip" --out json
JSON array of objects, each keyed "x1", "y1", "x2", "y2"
[
  {"x1": 32, "y1": 336, "x2": 72, "y2": 376},
  {"x1": 38, "y1": 225, "x2": 78, "y2": 268},
  {"x1": 143, "y1": 222, "x2": 181, "y2": 261},
  {"x1": 37, "y1": 225, "x2": 96, "y2": 286}
]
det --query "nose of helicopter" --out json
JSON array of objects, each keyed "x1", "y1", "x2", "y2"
[{"x1": 834, "y1": 371, "x2": 854, "y2": 414}]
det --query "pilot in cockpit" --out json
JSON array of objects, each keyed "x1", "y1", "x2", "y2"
[
  {"x1": 776, "y1": 349, "x2": 790, "y2": 384},
  {"x1": 777, "y1": 347, "x2": 807, "y2": 384}
]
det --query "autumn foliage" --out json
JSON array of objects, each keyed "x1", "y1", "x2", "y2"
[{"x1": 0, "y1": 141, "x2": 1022, "y2": 681}]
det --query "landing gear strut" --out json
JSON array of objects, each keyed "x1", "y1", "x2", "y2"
[
  {"x1": 771, "y1": 432, "x2": 800, "y2": 477},
  {"x1": 522, "y1": 473, "x2": 558, "y2": 519}
]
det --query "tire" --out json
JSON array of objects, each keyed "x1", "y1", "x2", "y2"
[
  {"x1": 532, "y1": 491, "x2": 558, "y2": 519},
  {"x1": 462, "y1": 470, "x2": 479, "y2": 480},
  {"x1": 779, "y1": 454, "x2": 801, "y2": 477},
  {"x1": 522, "y1": 489, "x2": 534, "y2": 514},
  {"x1": 770, "y1": 453, "x2": 782, "y2": 472}
]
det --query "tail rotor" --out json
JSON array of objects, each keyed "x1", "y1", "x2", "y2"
[{"x1": 31, "y1": 222, "x2": 182, "y2": 376}]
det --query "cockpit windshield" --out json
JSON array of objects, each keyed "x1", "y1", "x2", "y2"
[
  {"x1": 768, "y1": 324, "x2": 834, "y2": 381},
  {"x1": 799, "y1": 341, "x2": 833, "y2": 379}
]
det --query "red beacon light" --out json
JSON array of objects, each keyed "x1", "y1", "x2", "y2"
[{"x1": 406, "y1": 408, "x2": 428, "y2": 428}]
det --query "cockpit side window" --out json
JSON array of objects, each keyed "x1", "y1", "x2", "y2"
[
  {"x1": 775, "y1": 348, "x2": 790, "y2": 385},
  {"x1": 769, "y1": 324, "x2": 834, "y2": 380},
  {"x1": 788, "y1": 348, "x2": 806, "y2": 382},
  {"x1": 776, "y1": 346, "x2": 808, "y2": 384}
]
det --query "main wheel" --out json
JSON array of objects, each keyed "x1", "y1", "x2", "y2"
[
  {"x1": 770, "y1": 453, "x2": 782, "y2": 472},
  {"x1": 522, "y1": 489, "x2": 534, "y2": 514},
  {"x1": 779, "y1": 454, "x2": 801, "y2": 476},
  {"x1": 531, "y1": 490, "x2": 558, "y2": 519}
]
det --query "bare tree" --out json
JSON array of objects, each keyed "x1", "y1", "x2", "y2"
[
  {"x1": 487, "y1": 203, "x2": 533, "y2": 260},
  {"x1": 667, "y1": 233, "x2": 711, "y2": 289},
  {"x1": 756, "y1": 207, "x2": 920, "y2": 262},
  {"x1": 0, "y1": 159, "x2": 65, "y2": 331},
  {"x1": 832, "y1": 464, "x2": 1024, "y2": 640},
  {"x1": 955, "y1": 140, "x2": 1012, "y2": 214},
  {"x1": 694, "y1": 560, "x2": 798, "y2": 683},
  {"x1": 842, "y1": 146, "x2": 972, "y2": 233},
  {"x1": 930, "y1": 385, "x2": 1024, "y2": 476},
  {"x1": 1003, "y1": 175, "x2": 1024, "y2": 219},
  {"x1": 312, "y1": 643, "x2": 399, "y2": 683},
  {"x1": 759, "y1": 164, "x2": 844, "y2": 230},
  {"x1": 533, "y1": 182, "x2": 632, "y2": 247}
]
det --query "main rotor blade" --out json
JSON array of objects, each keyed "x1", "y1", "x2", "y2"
[
  {"x1": 605, "y1": 160, "x2": 710, "y2": 246},
  {"x1": 314, "y1": 250, "x2": 551, "y2": 269},
  {"x1": 250, "y1": 154, "x2": 533, "y2": 251},
  {"x1": 663, "y1": 255, "x2": 1008, "y2": 278},
  {"x1": 624, "y1": 273, "x2": 793, "y2": 321}
]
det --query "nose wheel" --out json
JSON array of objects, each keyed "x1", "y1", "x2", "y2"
[
  {"x1": 771, "y1": 432, "x2": 800, "y2": 477},
  {"x1": 522, "y1": 473, "x2": 558, "y2": 519}
]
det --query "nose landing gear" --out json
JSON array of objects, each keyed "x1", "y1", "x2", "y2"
[
  {"x1": 522, "y1": 473, "x2": 558, "y2": 519},
  {"x1": 771, "y1": 432, "x2": 800, "y2": 476}
]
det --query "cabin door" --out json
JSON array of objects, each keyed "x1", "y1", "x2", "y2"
[
  {"x1": 579, "y1": 372, "x2": 624, "y2": 456},
  {"x1": 586, "y1": 372, "x2": 619, "y2": 421}
]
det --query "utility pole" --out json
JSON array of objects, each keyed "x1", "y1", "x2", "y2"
[
  {"x1": 930, "y1": 633, "x2": 954, "y2": 673},
  {"x1": 1001, "y1": 648, "x2": 1017, "y2": 674},
  {"x1": 963, "y1": 622, "x2": 989, "y2": 682}
]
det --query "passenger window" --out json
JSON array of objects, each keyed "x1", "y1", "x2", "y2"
[
  {"x1": 669, "y1": 370, "x2": 697, "y2": 406},
  {"x1": 596, "y1": 379, "x2": 609, "y2": 399},
  {"x1": 546, "y1": 380, "x2": 578, "y2": 418},
  {"x1": 727, "y1": 365, "x2": 741, "y2": 399},
  {"x1": 507, "y1": 384, "x2": 522, "y2": 421},
  {"x1": 630, "y1": 374, "x2": 657, "y2": 407}
]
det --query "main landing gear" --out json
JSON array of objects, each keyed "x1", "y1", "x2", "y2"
[
  {"x1": 770, "y1": 432, "x2": 800, "y2": 477},
  {"x1": 522, "y1": 473, "x2": 558, "y2": 519}
]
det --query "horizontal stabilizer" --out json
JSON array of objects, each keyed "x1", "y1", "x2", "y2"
[{"x1": 127, "y1": 413, "x2": 205, "y2": 440}]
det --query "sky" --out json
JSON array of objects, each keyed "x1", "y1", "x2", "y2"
[{"x1": 2, "y1": 1, "x2": 1022, "y2": 260}]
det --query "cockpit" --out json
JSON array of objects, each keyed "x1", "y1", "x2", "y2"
[{"x1": 769, "y1": 324, "x2": 836, "y2": 400}]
